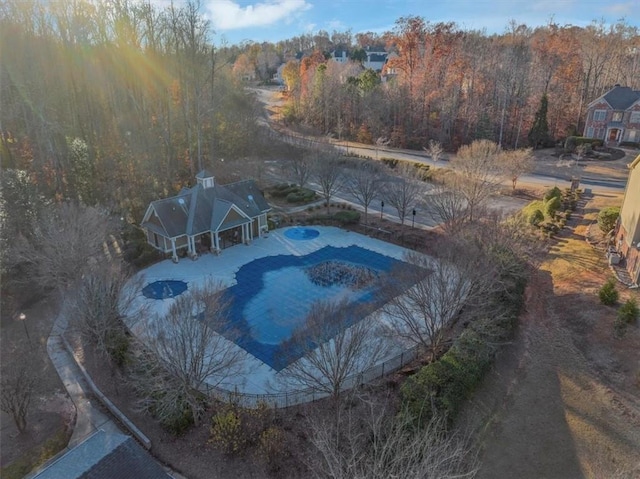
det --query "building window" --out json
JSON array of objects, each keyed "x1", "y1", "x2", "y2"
[
  {"x1": 630, "y1": 111, "x2": 640, "y2": 124},
  {"x1": 612, "y1": 111, "x2": 623, "y2": 122},
  {"x1": 593, "y1": 110, "x2": 607, "y2": 121},
  {"x1": 627, "y1": 129, "x2": 638, "y2": 142},
  {"x1": 586, "y1": 127, "x2": 594, "y2": 138}
]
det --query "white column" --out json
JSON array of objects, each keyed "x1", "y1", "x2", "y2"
[{"x1": 171, "y1": 238, "x2": 178, "y2": 262}]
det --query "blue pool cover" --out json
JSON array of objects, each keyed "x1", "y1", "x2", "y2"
[
  {"x1": 284, "y1": 227, "x2": 320, "y2": 240},
  {"x1": 219, "y1": 245, "x2": 409, "y2": 371},
  {"x1": 142, "y1": 280, "x2": 188, "y2": 300}
]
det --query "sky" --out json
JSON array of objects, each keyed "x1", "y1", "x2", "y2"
[{"x1": 195, "y1": 0, "x2": 639, "y2": 46}]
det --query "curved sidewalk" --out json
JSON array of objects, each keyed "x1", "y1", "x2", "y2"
[{"x1": 46, "y1": 306, "x2": 122, "y2": 447}]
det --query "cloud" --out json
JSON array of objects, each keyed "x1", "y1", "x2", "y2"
[
  {"x1": 602, "y1": 2, "x2": 634, "y2": 15},
  {"x1": 206, "y1": 0, "x2": 312, "y2": 30}
]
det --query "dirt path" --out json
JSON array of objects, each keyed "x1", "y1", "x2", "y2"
[{"x1": 463, "y1": 193, "x2": 640, "y2": 479}]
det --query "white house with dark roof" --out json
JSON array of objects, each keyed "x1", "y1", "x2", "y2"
[
  {"x1": 141, "y1": 170, "x2": 271, "y2": 262},
  {"x1": 583, "y1": 85, "x2": 640, "y2": 146}
]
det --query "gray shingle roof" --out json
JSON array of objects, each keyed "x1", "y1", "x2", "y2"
[
  {"x1": 601, "y1": 86, "x2": 640, "y2": 110},
  {"x1": 142, "y1": 173, "x2": 271, "y2": 238},
  {"x1": 34, "y1": 430, "x2": 171, "y2": 479}
]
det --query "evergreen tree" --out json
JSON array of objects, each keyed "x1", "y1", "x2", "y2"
[{"x1": 528, "y1": 94, "x2": 550, "y2": 149}]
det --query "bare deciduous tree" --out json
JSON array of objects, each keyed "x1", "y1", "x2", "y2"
[
  {"x1": 451, "y1": 140, "x2": 505, "y2": 221},
  {"x1": 344, "y1": 160, "x2": 382, "y2": 225},
  {"x1": 313, "y1": 150, "x2": 345, "y2": 213},
  {"x1": 383, "y1": 163, "x2": 424, "y2": 234},
  {"x1": 12, "y1": 201, "x2": 114, "y2": 291},
  {"x1": 1, "y1": 364, "x2": 36, "y2": 433},
  {"x1": 69, "y1": 262, "x2": 141, "y2": 363},
  {"x1": 133, "y1": 282, "x2": 246, "y2": 427},
  {"x1": 425, "y1": 183, "x2": 470, "y2": 235},
  {"x1": 425, "y1": 139, "x2": 444, "y2": 163},
  {"x1": 286, "y1": 151, "x2": 313, "y2": 188},
  {"x1": 499, "y1": 147, "x2": 534, "y2": 190},
  {"x1": 282, "y1": 299, "x2": 388, "y2": 402},
  {"x1": 382, "y1": 243, "x2": 496, "y2": 360},
  {"x1": 308, "y1": 395, "x2": 479, "y2": 479}
]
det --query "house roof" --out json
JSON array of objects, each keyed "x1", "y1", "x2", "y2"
[
  {"x1": 589, "y1": 85, "x2": 640, "y2": 110},
  {"x1": 33, "y1": 430, "x2": 171, "y2": 479},
  {"x1": 142, "y1": 172, "x2": 271, "y2": 239},
  {"x1": 366, "y1": 53, "x2": 387, "y2": 62}
]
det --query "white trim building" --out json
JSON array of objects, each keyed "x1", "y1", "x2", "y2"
[{"x1": 141, "y1": 170, "x2": 271, "y2": 262}]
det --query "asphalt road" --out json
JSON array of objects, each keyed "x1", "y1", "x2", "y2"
[
  {"x1": 251, "y1": 86, "x2": 632, "y2": 196},
  {"x1": 252, "y1": 87, "x2": 630, "y2": 229}
]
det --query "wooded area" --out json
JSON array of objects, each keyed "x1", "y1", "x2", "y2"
[
  {"x1": 278, "y1": 17, "x2": 639, "y2": 151},
  {"x1": 0, "y1": 0, "x2": 260, "y2": 217}
]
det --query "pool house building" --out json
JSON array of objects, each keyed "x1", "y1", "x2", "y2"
[{"x1": 141, "y1": 170, "x2": 271, "y2": 262}]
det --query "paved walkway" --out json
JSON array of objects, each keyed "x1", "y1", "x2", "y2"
[
  {"x1": 39, "y1": 301, "x2": 188, "y2": 479},
  {"x1": 46, "y1": 334, "x2": 122, "y2": 447}
]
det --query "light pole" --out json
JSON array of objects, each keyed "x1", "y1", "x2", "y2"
[
  {"x1": 18, "y1": 312, "x2": 31, "y2": 346},
  {"x1": 380, "y1": 200, "x2": 384, "y2": 220},
  {"x1": 412, "y1": 209, "x2": 416, "y2": 228}
]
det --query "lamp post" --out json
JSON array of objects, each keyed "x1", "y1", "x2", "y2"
[
  {"x1": 18, "y1": 312, "x2": 31, "y2": 346},
  {"x1": 412, "y1": 209, "x2": 416, "y2": 228},
  {"x1": 380, "y1": 200, "x2": 384, "y2": 220}
]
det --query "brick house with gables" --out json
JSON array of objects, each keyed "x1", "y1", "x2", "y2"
[{"x1": 583, "y1": 85, "x2": 640, "y2": 146}]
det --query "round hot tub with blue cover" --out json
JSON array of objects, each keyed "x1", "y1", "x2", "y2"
[
  {"x1": 284, "y1": 227, "x2": 320, "y2": 240},
  {"x1": 142, "y1": 280, "x2": 188, "y2": 300}
]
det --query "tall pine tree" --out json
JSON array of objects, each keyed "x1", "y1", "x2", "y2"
[{"x1": 528, "y1": 94, "x2": 550, "y2": 149}]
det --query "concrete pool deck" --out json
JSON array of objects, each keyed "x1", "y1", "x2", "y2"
[{"x1": 125, "y1": 226, "x2": 418, "y2": 398}]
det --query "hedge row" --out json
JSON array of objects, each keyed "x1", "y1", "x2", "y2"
[
  {"x1": 400, "y1": 247, "x2": 527, "y2": 427},
  {"x1": 564, "y1": 136, "x2": 603, "y2": 151}
]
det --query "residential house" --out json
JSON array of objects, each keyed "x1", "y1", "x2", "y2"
[
  {"x1": 330, "y1": 49, "x2": 349, "y2": 63},
  {"x1": 363, "y1": 47, "x2": 388, "y2": 72},
  {"x1": 614, "y1": 154, "x2": 640, "y2": 286},
  {"x1": 583, "y1": 85, "x2": 640, "y2": 146},
  {"x1": 141, "y1": 170, "x2": 271, "y2": 262}
]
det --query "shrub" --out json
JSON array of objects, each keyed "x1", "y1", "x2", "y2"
[
  {"x1": 522, "y1": 201, "x2": 545, "y2": 225},
  {"x1": 564, "y1": 136, "x2": 603, "y2": 151},
  {"x1": 210, "y1": 408, "x2": 245, "y2": 455},
  {"x1": 401, "y1": 250, "x2": 527, "y2": 428},
  {"x1": 597, "y1": 207, "x2": 620, "y2": 234},
  {"x1": 598, "y1": 278, "x2": 619, "y2": 306},
  {"x1": 257, "y1": 426, "x2": 287, "y2": 473},
  {"x1": 617, "y1": 298, "x2": 639, "y2": 324},
  {"x1": 333, "y1": 210, "x2": 360, "y2": 225},
  {"x1": 619, "y1": 141, "x2": 640, "y2": 149},
  {"x1": 543, "y1": 186, "x2": 562, "y2": 202},
  {"x1": 159, "y1": 401, "x2": 194, "y2": 436},
  {"x1": 106, "y1": 328, "x2": 130, "y2": 367},
  {"x1": 543, "y1": 196, "x2": 561, "y2": 218},
  {"x1": 381, "y1": 158, "x2": 399, "y2": 169}
]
